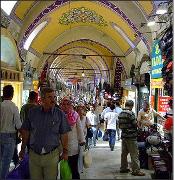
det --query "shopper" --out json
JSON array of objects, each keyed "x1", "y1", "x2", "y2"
[
  {"x1": 86, "y1": 104, "x2": 100, "y2": 147},
  {"x1": 19, "y1": 87, "x2": 71, "y2": 180},
  {"x1": 60, "y1": 97, "x2": 85, "y2": 179},
  {"x1": 118, "y1": 100, "x2": 145, "y2": 176},
  {"x1": 0, "y1": 85, "x2": 22, "y2": 179},
  {"x1": 104, "y1": 103, "x2": 118, "y2": 151},
  {"x1": 20, "y1": 91, "x2": 38, "y2": 123}
]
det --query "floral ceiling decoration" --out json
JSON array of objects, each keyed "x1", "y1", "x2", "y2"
[{"x1": 59, "y1": 7, "x2": 108, "y2": 27}]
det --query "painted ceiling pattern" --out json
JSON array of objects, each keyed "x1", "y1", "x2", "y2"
[
  {"x1": 5, "y1": 0, "x2": 158, "y2": 82},
  {"x1": 59, "y1": 7, "x2": 108, "y2": 26}
]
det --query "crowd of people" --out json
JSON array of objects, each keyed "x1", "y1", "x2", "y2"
[{"x1": 0, "y1": 85, "x2": 173, "y2": 179}]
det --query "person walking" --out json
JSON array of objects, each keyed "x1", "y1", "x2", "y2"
[
  {"x1": 60, "y1": 98, "x2": 85, "y2": 179},
  {"x1": 0, "y1": 85, "x2": 22, "y2": 179},
  {"x1": 118, "y1": 100, "x2": 145, "y2": 176},
  {"x1": 19, "y1": 87, "x2": 71, "y2": 180},
  {"x1": 20, "y1": 91, "x2": 38, "y2": 123},
  {"x1": 114, "y1": 101, "x2": 122, "y2": 140},
  {"x1": 104, "y1": 103, "x2": 118, "y2": 151},
  {"x1": 19, "y1": 91, "x2": 38, "y2": 153},
  {"x1": 86, "y1": 104, "x2": 100, "y2": 147}
]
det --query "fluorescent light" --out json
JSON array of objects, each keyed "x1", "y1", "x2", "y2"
[
  {"x1": 82, "y1": 72, "x2": 85, "y2": 77},
  {"x1": 112, "y1": 23, "x2": 135, "y2": 48},
  {"x1": 147, "y1": 20, "x2": 156, "y2": 27},
  {"x1": 24, "y1": 21, "x2": 47, "y2": 50},
  {"x1": 156, "y1": 8, "x2": 167, "y2": 15},
  {"x1": 1, "y1": 1, "x2": 17, "y2": 15}
]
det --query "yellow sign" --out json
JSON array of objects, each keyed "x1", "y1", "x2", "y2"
[{"x1": 151, "y1": 78, "x2": 164, "y2": 88}]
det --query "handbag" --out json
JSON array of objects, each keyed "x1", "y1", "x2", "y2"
[
  {"x1": 103, "y1": 131, "x2": 109, "y2": 141},
  {"x1": 87, "y1": 127, "x2": 93, "y2": 138},
  {"x1": 83, "y1": 149, "x2": 92, "y2": 168},
  {"x1": 7, "y1": 154, "x2": 30, "y2": 179}
]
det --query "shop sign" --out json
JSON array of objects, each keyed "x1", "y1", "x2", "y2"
[
  {"x1": 151, "y1": 40, "x2": 163, "y2": 79},
  {"x1": 158, "y1": 96, "x2": 171, "y2": 112},
  {"x1": 151, "y1": 78, "x2": 164, "y2": 88}
]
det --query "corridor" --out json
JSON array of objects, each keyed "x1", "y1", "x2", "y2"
[{"x1": 81, "y1": 139, "x2": 153, "y2": 179}]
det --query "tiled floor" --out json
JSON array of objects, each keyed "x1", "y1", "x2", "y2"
[{"x1": 80, "y1": 139, "x2": 154, "y2": 179}]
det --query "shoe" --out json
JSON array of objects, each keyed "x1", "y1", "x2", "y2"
[
  {"x1": 120, "y1": 169, "x2": 130, "y2": 173},
  {"x1": 131, "y1": 171, "x2": 145, "y2": 176},
  {"x1": 110, "y1": 145, "x2": 114, "y2": 151}
]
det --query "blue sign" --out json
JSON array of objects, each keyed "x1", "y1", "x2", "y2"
[{"x1": 151, "y1": 40, "x2": 163, "y2": 79}]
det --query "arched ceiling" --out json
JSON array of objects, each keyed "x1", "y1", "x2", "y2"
[{"x1": 8, "y1": 0, "x2": 157, "y2": 83}]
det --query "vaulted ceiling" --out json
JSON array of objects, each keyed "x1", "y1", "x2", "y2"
[{"x1": 7, "y1": 0, "x2": 159, "y2": 83}]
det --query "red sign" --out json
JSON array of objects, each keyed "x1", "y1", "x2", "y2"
[{"x1": 158, "y1": 96, "x2": 171, "y2": 112}]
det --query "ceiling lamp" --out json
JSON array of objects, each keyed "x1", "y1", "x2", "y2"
[
  {"x1": 156, "y1": 3, "x2": 168, "y2": 15},
  {"x1": 82, "y1": 72, "x2": 85, "y2": 77},
  {"x1": 147, "y1": 18, "x2": 156, "y2": 27}
]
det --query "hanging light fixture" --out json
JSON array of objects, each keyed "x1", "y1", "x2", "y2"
[
  {"x1": 147, "y1": 17, "x2": 156, "y2": 26},
  {"x1": 156, "y1": 3, "x2": 168, "y2": 15}
]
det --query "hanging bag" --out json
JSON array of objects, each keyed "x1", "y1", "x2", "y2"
[{"x1": 83, "y1": 148, "x2": 92, "y2": 168}]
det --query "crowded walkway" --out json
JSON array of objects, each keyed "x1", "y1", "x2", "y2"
[{"x1": 80, "y1": 139, "x2": 153, "y2": 179}]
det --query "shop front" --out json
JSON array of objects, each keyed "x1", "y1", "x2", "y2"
[{"x1": 1, "y1": 28, "x2": 23, "y2": 110}]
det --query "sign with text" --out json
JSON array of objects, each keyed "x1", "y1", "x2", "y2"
[
  {"x1": 151, "y1": 40, "x2": 163, "y2": 79},
  {"x1": 151, "y1": 78, "x2": 164, "y2": 88},
  {"x1": 158, "y1": 96, "x2": 171, "y2": 113}
]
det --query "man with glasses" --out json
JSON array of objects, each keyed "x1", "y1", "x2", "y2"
[{"x1": 19, "y1": 87, "x2": 71, "y2": 180}]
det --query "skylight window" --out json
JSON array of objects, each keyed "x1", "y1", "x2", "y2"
[
  {"x1": 1, "y1": 1, "x2": 17, "y2": 15},
  {"x1": 111, "y1": 23, "x2": 135, "y2": 49},
  {"x1": 24, "y1": 21, "x2": 47, "y2": 50}
]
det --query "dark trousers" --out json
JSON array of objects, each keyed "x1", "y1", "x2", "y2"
[
  {"x1": 12, "y1": 146, "x2": 19, "y2": 166},
  {"x1": 68, "y1": 154, "x2": 80, "y2": 179}
]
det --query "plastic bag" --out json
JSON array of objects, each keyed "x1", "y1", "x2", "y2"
[
  {"x1": 103, "y1": 131, "x2": 109, "y2": 141},
  {"x1": 83, "y1": 149, "x2": 92, "y2": 168},
  {"x1": 60, "y1": 160, "x2": 72, "y2": 179}
]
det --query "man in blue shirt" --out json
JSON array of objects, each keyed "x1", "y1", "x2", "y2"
[{"x1": 19, "y1": 87, "x2": 71, "y2": 180}]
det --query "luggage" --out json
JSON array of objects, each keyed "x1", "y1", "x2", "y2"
[{"x1": 7, "y1": 154, "x2": 30, "y2": 179}]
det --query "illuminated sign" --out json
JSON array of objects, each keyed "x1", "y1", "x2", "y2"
[
  {"x1": 151, "y1": 40, "x2": 163, "y2": 79},
  {"x1": 158, "y1": 96, "x2": 171, "y2": 113}
]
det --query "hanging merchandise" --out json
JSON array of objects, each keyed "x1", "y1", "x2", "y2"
[{"x1": 160, "y1": 26, "x2": 173, "y2": 96}]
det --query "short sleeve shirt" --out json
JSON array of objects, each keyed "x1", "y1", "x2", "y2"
[{"x1": 22, "y1": 106, "x2": 71, "y2": 154}]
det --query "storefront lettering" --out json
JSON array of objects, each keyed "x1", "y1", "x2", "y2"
[{"x1": 152, "y1": 55, "x2": 162, "y2": 66}]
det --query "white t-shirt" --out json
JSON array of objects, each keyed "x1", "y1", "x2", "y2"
[
  {"x1": 86, "y1": 111, "x2": 99, "y2": 126},
  {"x1": 104, "y1": 111, "x2": 118, "y2": 130},
  {"x1": 80, "y1": 116, "x2": 91, "y2": 137}
]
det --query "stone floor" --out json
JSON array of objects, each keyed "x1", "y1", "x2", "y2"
[{"x1": 80, "y1": 139, "x2": 154, "y2": 179}]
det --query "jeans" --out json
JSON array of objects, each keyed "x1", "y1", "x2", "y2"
[
  {"x1": 107, "y1": 129, "x2": 116, "y2": 146},
  {"x1": 0, "y1": 133, "x2": 16, "y2": 179},
  {"x1": 89, "y1": 127, "x2": 98, "y2": 146}
]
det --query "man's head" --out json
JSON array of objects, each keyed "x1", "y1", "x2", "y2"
[
  {"x1": 125, "y1": 100, "x2": 134, "y2": 110},
  {"x1": 89, "y1": 104, "x2": 95, "y2": 112},
  {"x1": 143, "y1": 101, "x2": 150, "y2": 112},
  {"x1": 40, "y1": 87, "x2": 56, "y2": 110},
  {"x1": 28, "y1": 91, "x2": 38, "y2": 104},
  {"x1": 110, "y1": 103, "x2": 115, "y2": 110},
  {"x1": 3, "y1": 85, "x2": 14, "y2": 100}
]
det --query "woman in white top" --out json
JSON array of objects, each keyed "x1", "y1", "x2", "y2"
[{"x1": 60, "y1": 98, "x2": 85, "y2": 179}]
